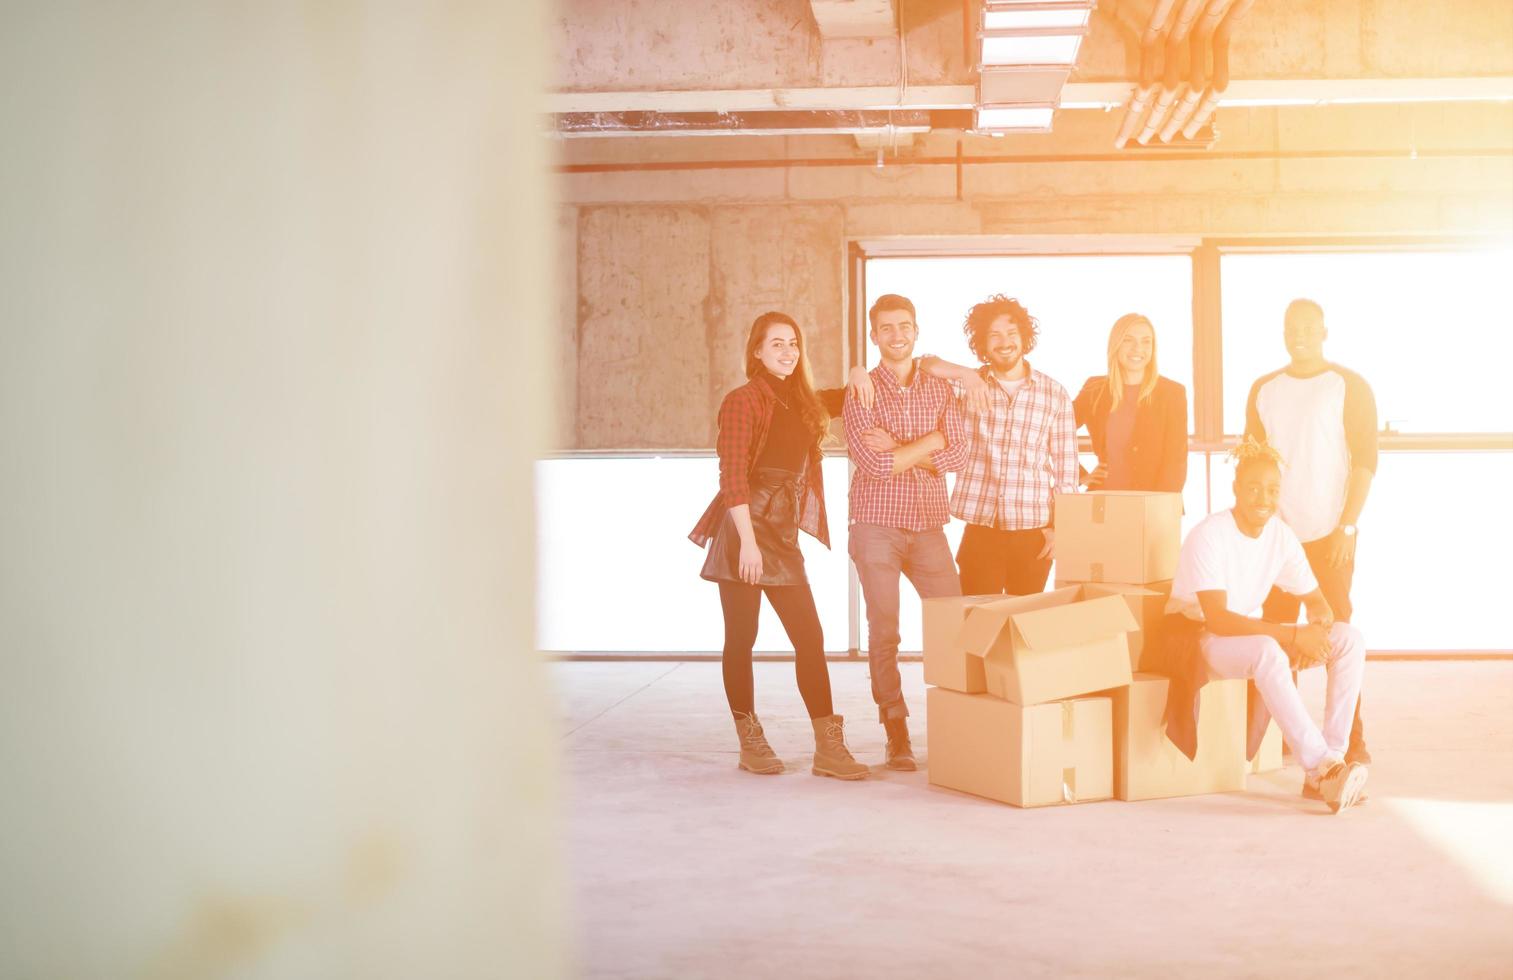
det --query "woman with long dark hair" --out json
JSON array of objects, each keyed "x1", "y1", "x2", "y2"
[
  {"x1": 1073, "y1": 313, "x2": 1188, "y2": 493},
  {"x1": 689, "y1": 312, "x2": 868, "y2": 780}
]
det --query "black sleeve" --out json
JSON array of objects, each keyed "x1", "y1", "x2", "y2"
[
  {"x1": 817, "y1": 387, "x2": 845, "y2": 419},
  {"x1": 1072, "y1": 376, "x2": 1100, "y2": 429},
  {"x1": 1341, "y1": 369, "x2": 1379, "y2": 474},
  {"x1": 1244, "y1": 376, "x2": 1269, "y2": 444},
  {"x1": 1158, "y1": 381, "x2": 1189, "y2": 493}
]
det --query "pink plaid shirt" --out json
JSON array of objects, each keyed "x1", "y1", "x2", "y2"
[
  {"x1": 843, "y1": 362, "x2": 968, "y2": 531},
  {"x1": 950, "y1": 362, "x2": 1079, "y2": 530}
]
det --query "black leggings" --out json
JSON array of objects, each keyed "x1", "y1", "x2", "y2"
[{"x1": 718, "y1": 580, "x2": 833, "y2": 720}]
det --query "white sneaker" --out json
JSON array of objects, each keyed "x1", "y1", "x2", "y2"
[{"x1": 1311, "y1": 760, "x2": 1369, "y2": 814}]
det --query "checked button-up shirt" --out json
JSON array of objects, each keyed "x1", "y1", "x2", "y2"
[
  {"x1": 843, "y1": 361, "x2": 968, "y2": 531},
  {"x1": 950, "y1": 362, "x2": 1079, "y2": 531}
]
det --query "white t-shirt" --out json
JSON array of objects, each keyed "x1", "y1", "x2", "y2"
[
  {"x1": 1246, "y1": 365, "x2": 1378, "y2": 542},
  {"x1": 1166, "y1": 510, "x2": 1319, "y2": 621},
  {"x1": 995, "y1": 376, "x2": 1026, "y2": 400}
]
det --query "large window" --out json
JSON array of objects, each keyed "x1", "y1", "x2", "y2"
[
  {"x1": 1220, "y1": 249, "x2": 1513, "y2": 435},
  {"x1": 538, "y1": 240, "x2": 1512, "y2": 654},
  {"x1": 535, "y1": 456, "x2": 854, "y2": 652}
]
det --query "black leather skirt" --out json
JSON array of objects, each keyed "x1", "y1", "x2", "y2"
[{"x1": 700, "y1": 466, "x2": 808, "y2": 586}]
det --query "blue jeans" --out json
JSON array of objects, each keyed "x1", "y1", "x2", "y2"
[{"x1": 848, "y1": 523, "x2": 962, "y2": 722}]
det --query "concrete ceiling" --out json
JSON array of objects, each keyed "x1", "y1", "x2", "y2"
[{"x1": 549, "y1": 0, "x2": 1513, "y2": 139}]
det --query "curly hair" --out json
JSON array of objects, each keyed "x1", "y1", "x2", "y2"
[
  {"x1": 1229, "y1": 435, "x2": 1285, "y2": 476},
  {"x1": 962, "y1": 294, "x2": 1039, "y2": 365}
]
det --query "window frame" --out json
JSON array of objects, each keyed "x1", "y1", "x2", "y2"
[{"x1": 850, "y1": 234, "x2": 1513, "y2": 452}]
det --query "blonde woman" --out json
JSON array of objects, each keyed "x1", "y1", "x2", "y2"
[{"x1": 1072, "y1": 313, "x2": 1188, "y2": 493}]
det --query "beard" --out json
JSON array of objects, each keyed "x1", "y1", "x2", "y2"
[{"x1": 988, "y1": 349, "x2": 1022, "y2": 374}]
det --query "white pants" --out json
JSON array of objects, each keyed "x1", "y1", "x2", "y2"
[{"x1": 1199, "y1": 623, "x2": 1366, "y2": 772}]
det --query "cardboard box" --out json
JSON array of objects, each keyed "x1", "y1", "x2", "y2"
[
  {"x1": 926, "y1": 687, "x2": 1113, "y2": 807},
  {"x1": 1104, "y1": 673, "x2": 1247, "y2": 801},
  {"x1": 958, "y1": 586, "x2": 1136, "y2": 705},
  {"x1": 922, "y1": 594, "x2": 1004, "y2": 694},
  {"x1": 1251, "y1": 718, "x2": 1284, "y2": 773},
  {"x1": 1053, "y1": 491, "x2": 1183, "y2": 585},
  {"x1": 1077, "y1": 580, "x2": 1173, "y2": 672}
]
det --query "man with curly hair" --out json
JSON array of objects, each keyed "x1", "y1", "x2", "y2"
[{"x1": 920, "y1": 295, "x2": 1079, "y2": 595}]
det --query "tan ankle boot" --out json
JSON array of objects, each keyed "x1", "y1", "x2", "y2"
[
  {"x1": 732, "y1": 712, "x2": 783, "y2": 774},
  {"x1": 882, "y1": 717, "x2": 917, "y2": 771},
  {"x1": 810, "y1": 714, "x2": 868, "y2": 780}
]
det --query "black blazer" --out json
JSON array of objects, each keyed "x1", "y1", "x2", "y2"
[{"x1": 1072, "y1": 374, "x2": 1188, "y2": 493}]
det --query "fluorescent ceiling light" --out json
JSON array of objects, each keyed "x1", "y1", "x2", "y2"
[
  {"x1": 979, "y1": 67, "x2": 1070, "y2": 104},
  {"x1": 984, "y1": 9, "x2": 1091, "y2": 30},
  {"x1": 975, "y1": 104, "x2": 1056, "y2": 131},
  {"x1": 981, "y1": 32, "x2": 1085, "y2": 66}
]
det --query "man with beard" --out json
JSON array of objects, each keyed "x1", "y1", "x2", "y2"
[
  {"x1": 842, "y1": 293, "x2": 968, "y2": 770},
  {"x1": 923, "y1": 294, "x2": 1078, "y2": 595}
]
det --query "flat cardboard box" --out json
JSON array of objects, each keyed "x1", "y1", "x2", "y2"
[
  {"x1": 1251, "y1": 718, "x2": 1284, "y2": 773},
  {"x1": 1077, "y1": 580, "x2": 1173, "y2": 672},
  {"x1": 926, "y1": 687, "x2": 1113, "y2": 807},
  {"x1": 958, "y1": 586, "x2": 1136, "y2": 705},
  {"x1": 1053, "y1": 491, "x2": 1183, "y2": 585},
  {"x1": 1105, "y1": 673, "x2": 1247, "y2": 801},
  {"x1": 922, "y1": 594, "x2": 1004, "y2": 694}
]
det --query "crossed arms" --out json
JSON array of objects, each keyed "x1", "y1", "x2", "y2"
[{"x1": 841, "y1": 376, "x2": 968, "y2": 479}]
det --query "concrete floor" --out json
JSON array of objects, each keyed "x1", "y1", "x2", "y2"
[{"x1": 556, "y1": 660, "x2": 1513, "y2": 979}]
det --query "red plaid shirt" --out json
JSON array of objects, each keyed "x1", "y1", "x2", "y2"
[
  {"x1": 689, "y1": 376, "x2": 829, "y2": 548},
  {"x1": 843, "y1": 362, "x2": 968, "y2": 531},
  {"x1": 950, "y1": 362, "x2": 1079, "y2": 530}
]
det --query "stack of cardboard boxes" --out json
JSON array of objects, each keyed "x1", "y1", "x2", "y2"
[{"x1": 925, "y1": 491, "x2": 1253, "y2": 807}]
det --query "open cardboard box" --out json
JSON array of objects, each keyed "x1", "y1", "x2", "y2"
[
  {"x1": 927, "y1": 687, "x2": 1113, "y2": 808},
  {"x1": 1076, "y1": 580, "x2": 1173, "y2": 672},
  {"x1": 957, "y1": 585, "x2": 1136, "y2": 705},
  {"x1": 1054, "y1": 491, "x2": 1182, "y2": 585},
  {"x1": 922, "y1": 594, "x2": 1005, "y2": 694}
]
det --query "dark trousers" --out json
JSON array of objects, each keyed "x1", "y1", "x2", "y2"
[
  {"x1": 718, "y1": 581, "x2": 833, "y2": 720},
  {"x1": 956, "y1": 523, "x2": 1052, "y2": 597},
  {"x1": 1261, "y1": 535, "x2": 1367, "y2": 753}
]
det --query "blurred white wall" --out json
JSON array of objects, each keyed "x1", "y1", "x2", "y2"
[{"x1": 0, "y1": 4, "x2": 564, "y2": 977}]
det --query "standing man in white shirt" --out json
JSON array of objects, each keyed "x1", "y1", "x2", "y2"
[
  {"x1": 1166, "y1": 441, "x2": 1369, "y2": 813},
  {"x1": 1245, "y1": 298, "x2": 1378, "y2": 764}
]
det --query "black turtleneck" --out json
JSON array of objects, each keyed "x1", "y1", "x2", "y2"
[{"x1": 756, "y1": 371, "x2": 810, "y2": 472}]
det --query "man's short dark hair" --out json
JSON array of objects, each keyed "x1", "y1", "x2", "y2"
[
  {"x1": 1285, "y1": 298, "x2": 1324, "y2": 322},
  {"x1": 962, "y1": 294, "x2": 1038, "y2": 364},
  {"x1": 868, "y1": 294, "x2": 916, "y2": 328}
]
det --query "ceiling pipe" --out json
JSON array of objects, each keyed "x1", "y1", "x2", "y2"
[
  {"x1": 1114, "y1": 0, "x2": 1178, "y2": 147},
  {"x1": 1137, "y1": 0, "x2": 1208, "y2": 144},
  {"x1": 1160, "y1": 0, "x2": 1236, "y2": 141},
  {"x1": 1182, "y1": 0, "x2": 1254, "y2": 138}
]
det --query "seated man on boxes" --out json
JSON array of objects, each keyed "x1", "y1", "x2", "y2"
[{"x1": 1164, "y1": 439, "x2": 1368, "y2": 813}]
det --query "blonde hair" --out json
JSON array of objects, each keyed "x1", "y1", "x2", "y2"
[
  {"x1": 1105, "y1": 313, "x2": 1159, "y2": 412},
  {"x1": 1228, "y1": 435, "x2": 1286, "y2": 474}
]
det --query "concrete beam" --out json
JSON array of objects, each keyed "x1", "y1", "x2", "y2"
[
  {"x1": 546, "y1": 76, "x2": 1513, "y2": 114},
  {"x1": 810, "y1": 0, "x2": 896, "y2": 39}
]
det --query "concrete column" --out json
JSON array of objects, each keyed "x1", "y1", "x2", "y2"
[{"x1": 0, "y1": 4, "x2": 564, "y2": 977}]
